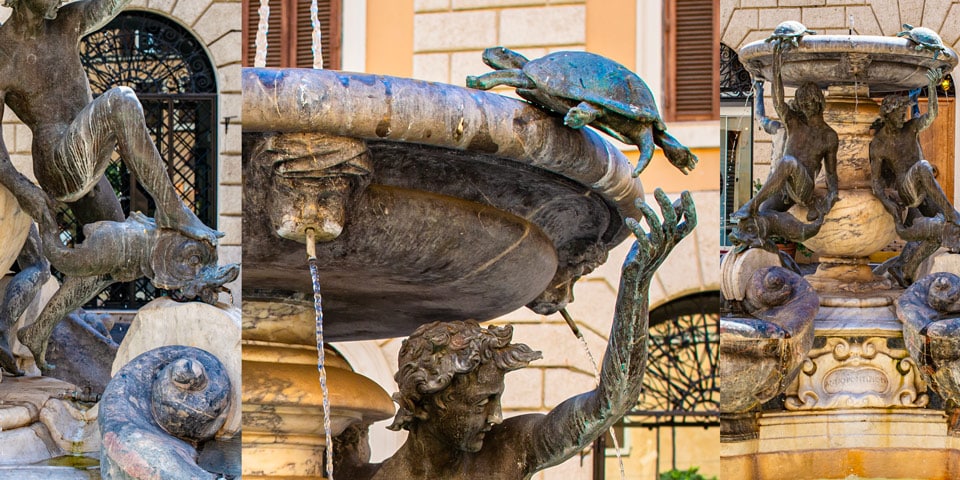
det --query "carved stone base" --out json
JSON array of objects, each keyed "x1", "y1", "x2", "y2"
[
  {"x1": 782, "y1": 303, "x2": 928, "y2": 410},
  {"x1": 722, "y1": 409, "x2": 959, "y2": 479}
]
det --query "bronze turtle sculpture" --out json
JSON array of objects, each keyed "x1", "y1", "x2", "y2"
[
  {"x1": 466, "y1": 47, "x2": 697, "y2": 176},
  {"x1": 765, "y1": 21, "x2": 816, "y2": 48},
  {"x1": 898, "y1": 24, "x2": 949, "y2": 60}
]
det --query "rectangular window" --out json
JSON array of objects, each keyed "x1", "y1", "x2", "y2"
[
  {"x1": 242, "y1": 0, "x2": 342, "y2": 70},
  {"x1": 664, "y1": 0, "x2": 719, "y2": 121}
]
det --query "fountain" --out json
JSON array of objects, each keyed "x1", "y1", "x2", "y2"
[
  {"x1": 721, "y1": 22, "x2": 960, "y2": 479},
  {"x1": 240, "y1": 41, "x2": 697, "y2": 476}
]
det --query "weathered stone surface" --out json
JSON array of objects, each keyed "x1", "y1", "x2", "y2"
[
  {"x1": 241, "y1": 345, "x2": 394, "y2": 479},
  {"x1": 0, "y1": 423, "x2": 62, "y2": 465},
  {"x1": 916, "y1": 248, "x2": 960, "y2": 279},
  {"x1": 740, "y1": 35, "x2": 959, "y2": 92},
  {"x1": 45, "y1": 311, "x2": 117, "y2": 394},
  {"x1": 113, "y1": 298, "x2": 241, "y2": 438},
  {"x1": 100, "y1": 346, "x2": 231, "y2": 480},
  {"x1": 721, "y1": 267, "x2": 818, "y2": 415},
  {"x1": 792, "y1": 190, "x2": 896, "y2": 258},
  {"x1": 39, "y1": 399, "x2": 98, "y2": 455},
  {"x1": 720, "y1": 248, "x2": 781, "y2": 302},
  {"x1": 0, "y1": 185, "x2": 30, "y2": 276}
]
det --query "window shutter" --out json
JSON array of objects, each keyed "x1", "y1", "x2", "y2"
[
  {"x1": 294, "y1": 0, "x2": 341, "y2": 70},
  {"x1": 666, "y1": 0, "x2": 718, "y2": 121},
  {"x1": 243, "y1": 0, "x2": 341, "y2": 69},
  {"x1": 243, "y1": 0, "x2": 284, "y2": 67}
]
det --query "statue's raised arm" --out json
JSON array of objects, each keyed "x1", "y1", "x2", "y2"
[
  {"x1": 521, "y1": 189, "x2": 696, "y2": 473},
  {"x1": 916, "y1": 68, "x2": 942, "y2": 132}
]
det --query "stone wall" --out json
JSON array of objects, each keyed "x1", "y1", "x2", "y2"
[
  {"x1": 412, "y1": 0, "x2": 586, "y2": 87},
  {"x1": 722, "y1": 0, "x2": 960, "y2": 51},
  {"x1": 0, "y1": 0, "x2": 242, "y2": 305}
]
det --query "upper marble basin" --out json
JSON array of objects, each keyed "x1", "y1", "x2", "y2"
[
  {"x1": 242, "y1": 68, "x2": 645, "y2": 341},
  {"x1": 740, "y1": 35, "x2": 958, "y2": 93}
]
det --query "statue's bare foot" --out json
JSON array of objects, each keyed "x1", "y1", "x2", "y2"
[
  {"x1": 16, "y1": 325, "x2": 53, "y2": 374},
  {"x1": 157, "y1": 204, "x2": 224, "y2": 245},
  {"x1": 0, "y1": 334, "x2": 23, "y2": 376}
]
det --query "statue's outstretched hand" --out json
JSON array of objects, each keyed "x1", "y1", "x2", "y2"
[
  {"x1": 928, "y1": 67, "x2": 944, "y2": 87},
  {"x1": 623, "y1": 189, "x2": 696, "y2": 278}
]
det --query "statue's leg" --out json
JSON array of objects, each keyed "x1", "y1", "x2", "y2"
[
  {"x1": 0, "y1": 225, "x2": 49, "y2": 375},
  {"x1": 52, "y1": 87, "x2": 221, "y2": 244},
  {"x1": 733, "y1": 155, "x2": 802, "y2": 220},
  {"x1": 465, "y1": 70, "x2": 535, "y2": 90},
  {"x1": 67, "y1": 176, "x2": 124, "y2": 224},
  {"x1": 17, "y1": 274, "x2": 112, "y2": 373},
  {"x1": 904, "y1": 160, "x2": 958, "y2": 223}
]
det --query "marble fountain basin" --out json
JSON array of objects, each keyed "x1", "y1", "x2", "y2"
[
  {"x1": 242, "y1": 68, "x2": 644, "y2": 341},
  {"x1": 739, "y1": 35, "x2": 958, "y2": 92}
]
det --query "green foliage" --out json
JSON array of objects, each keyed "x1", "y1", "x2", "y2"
[{"x1": 658, "y1": 466, "x2": 717, "y2": 480}]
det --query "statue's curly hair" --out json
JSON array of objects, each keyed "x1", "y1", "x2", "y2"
[
  {"x1": 387, "y1": 320, "x2": 542, "y2": 432},
  {"x1": 790, "y1": 82, "x2": 825, "y2": 114}
]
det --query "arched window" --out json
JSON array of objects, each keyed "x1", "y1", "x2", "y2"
[
  {"x1": 57, "y1": 11, "x2": 218, "y2": 309},
  {"x1": 594, "y1": 291, "x2": 720, "y2": 477}
]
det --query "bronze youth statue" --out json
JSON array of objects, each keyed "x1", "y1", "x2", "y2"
[
  {"x1": 0, "y1": 0, "x2": 225, "y2": 371},
  {"x1": 870, "y1": 68, "x2": 957, "y2": 285},
  {"x1": 0, "y1": 0, "x2": 220, "y2": 242},
  {"x1": 733, "y1": 43, "x2": 839, "y2": 231},
  {"x1": 335, "y1": 189, "x2": 695, "y2": 479}
]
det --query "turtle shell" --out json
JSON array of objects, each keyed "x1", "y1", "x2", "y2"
[
  {"x1": 907, "y1": 26, "x2": 945, "y2": 49},
  {"x1": 773, "y1": 21, "x2": 809, "y2": 37},
  {"x1": 519, "y1": 51, "x2": 660, "y2": 122}
]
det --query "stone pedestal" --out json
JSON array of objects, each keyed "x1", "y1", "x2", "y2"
[
  {"x1": 242, "y1": 300, "x2": 395, "y2": 479},
  {"x1": 785, "y1": 308, "x2": 927, "y2": 410}
]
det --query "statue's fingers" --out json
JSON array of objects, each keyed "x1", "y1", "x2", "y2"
[
  {"x1": 636, "y1": 199, "x2": 663, "y2": 247},
  {"x1": 654, "y1": 189, "x2": 676, "y2": 238},
  {"x1": 625, "y1": 216, "x2": 646, "y2": 239},
  {"x1": 676, "y1": 191, "x2": 697, "y2": 238}
]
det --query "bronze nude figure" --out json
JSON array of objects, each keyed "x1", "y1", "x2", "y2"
[
  {"x1": 870, "y1": 68, "x2": 957, "y2": 285},
  {"x1": 733, "y1": 43, "x2": 839, "y2": 228},
  {"x1": 0, "y1": 0, "x2": 236, "y2": 372},
  {"x1": 334, "y1": 189, "x2": 696, "y2": 479},
  {"x1": 0, "y1": 0, "x2": 221, "y2": 243}
]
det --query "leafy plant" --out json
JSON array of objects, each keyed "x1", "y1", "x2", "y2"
[{"x1": 659, "y1": 467, "x2": 717, "y2": 480}]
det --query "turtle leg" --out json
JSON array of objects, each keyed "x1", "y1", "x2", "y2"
[
  {"x1": 481, "y1": 47, "x2": 529, "y2": 70},
  {"x1": 632, "y1": 125, "x2": 656, "y2": 177},
  {"x1": 652, "y1": 127, "x2": 698, "y2": 175},
  {"x1": 466, "y1": 70, "x2": 536, "y2": 90},
  {"x1": 564, "y1": 101, "x2": 603, "y2": 129}
]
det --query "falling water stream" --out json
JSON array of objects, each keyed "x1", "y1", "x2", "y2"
[
  {"x1": 306, "y1": 229, "x2": 335, "y2": 480},
  {"x1": 559, "y1": 308, "x2": 624, "y2": 480}
]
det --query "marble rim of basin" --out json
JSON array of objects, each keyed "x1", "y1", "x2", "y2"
[
  {"x1": 898, "y1": 272, "x2": 960, "y2": 405},
  {"x1": 739, "y1": 35, "x2": 959, "y2": 92},
  {"x1": 241, "y1": 67, "x2": 644, "y2": 241},
  {"x1": 242, "y1": 67, "x2": 650, "y2": 339}
]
